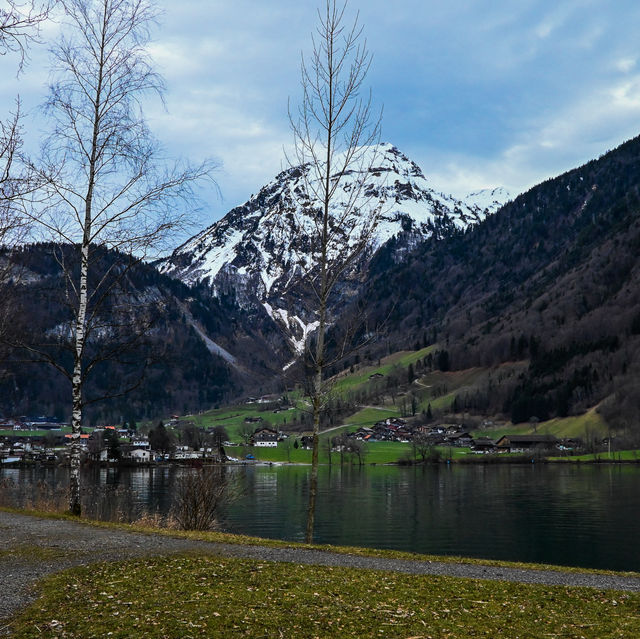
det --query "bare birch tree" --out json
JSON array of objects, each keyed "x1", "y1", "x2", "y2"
[
  {"x1": 289, "y1": 0, "x2": 381, "y2": 543},
  {"x1": 26, "y1": 0, "x2": 212, "y2": 515}
]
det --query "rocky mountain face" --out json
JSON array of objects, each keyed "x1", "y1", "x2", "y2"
[{"x1": 161, "y1": 143, "x2": 508, "y2": 357}]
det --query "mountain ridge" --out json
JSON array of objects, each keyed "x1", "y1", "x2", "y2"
[
  {"x1": 345, "y1": 133, "x2": 640, "y2": 428},
  {"x1": 160, "y1": 143, "x2": 509, "y2": 354}
]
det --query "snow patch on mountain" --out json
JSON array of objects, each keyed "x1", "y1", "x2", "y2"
[
  {"x1": 263, "y1": 302, "x2": 319, "y2": 354},
  {"x1": 463, "y1": 187, "x2": 511, "y2": 214}
]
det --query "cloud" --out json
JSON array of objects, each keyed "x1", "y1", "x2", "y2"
[
  {"x1": 615, "y1": 58, "x2": 637, "y2": 74},
  {"x1": 4, "y1": 0, "x2": 640, "y2": 226},
  {"x1": 416, "y1": 67, "x2": 640, "y2": 201}
]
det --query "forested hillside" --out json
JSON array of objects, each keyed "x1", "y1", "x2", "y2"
[
  {"x1": 353, "y1": 134, "x2": 640, "y2": 428},
  {"x1": 0, "y1": 244, "x2": 290, "y2": 422},
  {"x1": 5, "y1": 133, "x2": 640, "y2": 431}
]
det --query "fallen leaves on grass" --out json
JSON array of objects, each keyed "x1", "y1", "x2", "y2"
[{"x1": 9, "y1": 554, "x2": 640, "y2": 638}]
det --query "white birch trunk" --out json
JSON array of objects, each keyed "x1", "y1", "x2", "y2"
[
  {"x1": 68, "y1": 3, "x2": 103, "y2": 514},
  {"x1": 69, "y1": 240, "x2": 89, "y2": 515}
]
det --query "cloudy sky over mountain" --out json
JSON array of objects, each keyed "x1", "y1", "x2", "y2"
[{"x1": 4, "y1": 0, "x2": 640, "y2": 225}]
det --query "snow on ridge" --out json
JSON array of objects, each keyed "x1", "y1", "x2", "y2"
[
  {"x1": 192, "y1": 229, "x2": 244, "y2": 282},
  {"x1": 163, "y1": 142, "x2": 508, "y2": 291},
  {"x1": 157, "y1": 142, "x2": 512, "y2": 357},
  {"x1": 464, "y1": 187, "x2": 511, "y2": 213},
  {"x1": 260, "y1": 265, "x2": 282, "y2": 296}
]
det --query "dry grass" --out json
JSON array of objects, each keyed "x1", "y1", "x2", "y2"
[{"x1": 9, "y1": 554, "x2": 640, "y2": 638}]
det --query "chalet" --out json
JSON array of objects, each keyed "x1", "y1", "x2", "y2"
[
  {"x1": 495, "y1": 434, "x2": 557, "y2": 453},
  {"x1": 444, "y1": 424, "x2": 464, "y2": 436},
  {"x1": 172, "y1": 446, "x2": 201, "y2": 460},
  {"x1": 64, "y1": 433, "x2": 91, "y2": 449},
  {"x1": 120, "y1": 445, "x2": 152, "y2": 463},
  {"x1": 471, "y1": 437, "x2": 496, "y2": 453},
  {"x1": 446, "y1": 432, "x2": 473, "y2": 447},
  {"x1": 558, "y1": 438, "x2": 583, "y2": 451},
  {"x1": 252, "y1": 428, "x2": 279, "y2": 447},
  {"x1": 369, "y1": 373, "x2": 384, "y2": 379}
]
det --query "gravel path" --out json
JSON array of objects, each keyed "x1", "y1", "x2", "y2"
[{"x1": 2, "y1": 511, "x2": 640, "y2": 635}]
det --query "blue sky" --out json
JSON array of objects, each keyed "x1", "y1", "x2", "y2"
[{"x1": 3, "y1": 0, "x2": 640, "y2": 227}]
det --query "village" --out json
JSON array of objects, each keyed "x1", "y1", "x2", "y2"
[{"x1": 0, "y1": 413, "x2": 582, "y2": 467}]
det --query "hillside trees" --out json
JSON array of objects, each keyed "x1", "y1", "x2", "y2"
[
  {"x1": 24, "y1": 0, "x2": 212, "y2": 515},
  {"x1": 289, "y1": 0, "x2": 382, "y2": 542}
]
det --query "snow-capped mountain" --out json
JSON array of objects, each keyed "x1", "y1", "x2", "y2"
[{"x1": 160, "y1": 143, "x2": 508, "y2": 354}]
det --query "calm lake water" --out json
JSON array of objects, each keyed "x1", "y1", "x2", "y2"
[{"x1": 2, "y1": 463, "x2": 639, "y2": 572}]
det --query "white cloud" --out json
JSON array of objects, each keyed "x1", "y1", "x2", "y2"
[
  {"x1": 418, "y1": 69, "x2": 640, "y2": 201},
  {"x1": 615, "y1": 58, "x2": 637, "y2": 74}
]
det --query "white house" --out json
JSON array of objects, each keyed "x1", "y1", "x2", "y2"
[
  {"x1": 253, "y1": 428, "x2": 279, "y2": 447},
  {"x1": 127, "y1": 448, "x2": 152, "y2": 463}
]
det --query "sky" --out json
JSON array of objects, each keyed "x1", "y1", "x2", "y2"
[{"x1": 3, "y1": 0, "x2": 640, "y2": 231}]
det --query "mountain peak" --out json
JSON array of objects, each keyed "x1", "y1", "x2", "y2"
[{"x1": 160, "y1": 144, "x2": 509, "y2": 353}]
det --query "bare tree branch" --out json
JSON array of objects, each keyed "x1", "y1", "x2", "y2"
[{"x1": 0, "y1": 1, "x2": 53, "y2": 72}]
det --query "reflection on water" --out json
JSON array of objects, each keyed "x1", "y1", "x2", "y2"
[{"x1": 2, "y1": 463, "x2": 639, "y2": 571}]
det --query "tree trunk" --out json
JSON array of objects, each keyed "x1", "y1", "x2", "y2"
[{"x1": 69, "y1": 241, "x2": 89, "y2": 515}]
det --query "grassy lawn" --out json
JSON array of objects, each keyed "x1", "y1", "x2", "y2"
[
  {"x1": 232, "y1": 440, "x2": 475, "y2": 465},
  {"x1": 362, "y1": 441, "x2": 411, "y2": 464},
  {"x1": 422, "y1": 391, "x2": 458, "y2": 413},
  {"x1": 0, "y1": 428, "x2": 72, "y2": 437},
  {"x1": 10, "y1": 553, "x2": 639, "y2": 638},
  {"x1": 437, "y1": 446, "x2": 473, "y2": 460},
  {"x1": 346, "y1": 406, "x2": 400, "y2": 426},
  {"x1": 234, "y1": 440, "x2": 410, "y2": 465},
  {"x1": 535, "y1": 408, "x2": 608, "y2": 439},
  {"x1": 238, "y1": 444, "x2": 312, "y2": 464},
  {"x1": 548, "y1": 449, "x2": 640, "y2": 462},
  {"x1": 184, "y1": 405, "x2": 305, "y2": 442}
]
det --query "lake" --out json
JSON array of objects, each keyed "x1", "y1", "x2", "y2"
[{"x1": 2, "y1": 462, "x2": 639, "y2": 572}]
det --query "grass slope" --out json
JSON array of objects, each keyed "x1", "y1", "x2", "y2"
[
  {"x1": 175, "y1": 347, "x2": 611, "y2": 455},
  {"x1": 184, "y1": 404, "x2": 303, "y2": 442},
  {"x1": 332, "y1": 345, "x2": 436, "y2": 394},
  {"x1": 473, "y1": 407, "x2": 608, "y2": 440}
]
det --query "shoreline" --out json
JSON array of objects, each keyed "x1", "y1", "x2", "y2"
[{"x1": 3, "y1": 455, "x2": 640, "y2": 469}]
